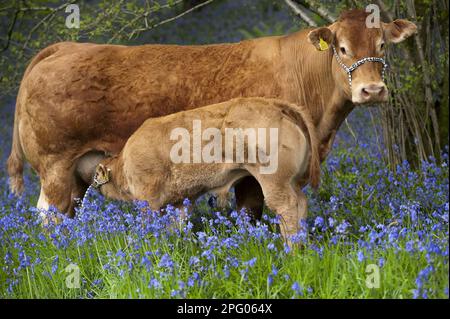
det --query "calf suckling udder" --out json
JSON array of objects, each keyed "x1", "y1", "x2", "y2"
[{"x1": 76, "y1": 150, "x2": 109, "y2": 185}]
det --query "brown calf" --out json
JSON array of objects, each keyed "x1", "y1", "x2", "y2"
[{"x1": 80, "y1": 98, "x2": 320, "y2": 241}]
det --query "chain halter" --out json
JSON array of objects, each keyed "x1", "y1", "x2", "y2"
[
  {"x1": 79, "y1": 166, "x2": 111, "y2": 210},
  {"x1": 332, "y1": 45, "x2": 388, "y2": 89}
]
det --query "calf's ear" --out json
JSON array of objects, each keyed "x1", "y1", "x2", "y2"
[
  {"x1": 308, "y1": 27, "x2": 334, "y2": 51},
  {"x1": 383, "y1": 19, "x2": 417, "y2": 43},
  {"x1": 95, "y1": 164, "x2": 111, "y2": 183}
]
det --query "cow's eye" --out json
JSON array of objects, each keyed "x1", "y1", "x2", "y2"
[{"x1": 340, "y1": 47, "x2": 347, "y2": 55}]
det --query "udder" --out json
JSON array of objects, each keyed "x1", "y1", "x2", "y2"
[{"x1": 76, "y1": 150, "x2": 108, "y2": 185}]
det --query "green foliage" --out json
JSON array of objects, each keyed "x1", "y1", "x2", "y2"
[{"x1": 0, "y1": 0, "x2": 187, "y2": 96}]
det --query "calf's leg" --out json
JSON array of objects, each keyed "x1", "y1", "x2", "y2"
[{"x1": 260, "y1": 181, "x2": 308, "y2": 245}]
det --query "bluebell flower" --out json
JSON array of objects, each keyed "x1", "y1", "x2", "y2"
[
  {"x1": 93, "y1": 279, "x2": 103, "y2": 286},
  {"x1": 158, "y1": 254, "x2": 174, "y2": 270},
  {"x1": 223, "y1": 265, "x2": 230, "y2": 279},
  {"x1": 189, "y1": 256, "x2": 200, "y2": 266},
  {"x1": 336, "y1": 220, "x2": 351, "y2": 234},
  {"x1": 328, "y1": 217, "x2": 335, "y2": 228},
  {"x1": 148, "y1": 277, "x2": 162, "y2": 289},
  {"x1": 267, "y1": 275, "x2": 274, "y2": 287},
  {"x1": 183, "y1": 198, "x2": 191, "y2": 207},
  {"x1": 51, "y1": 255, "x2": 59, "y2": 274},
  {"x1": 314, "y1": 216, "x2": 324, "y2": 229},
  {"x1": 357, "y1": 251, "x2": 365, "y2": 262},
  {"x1": 271, "y1": 265, "x2": 278, "y2": 276},
  {"x1": 291, "y1": 282, "x2": 303, "y2": 296},
  {"x1": 187, "y1": 277, "x2": 195, "y2": 287},
  {"x1": 244, "y1": 257, "x2": 257, "y2": 267}
]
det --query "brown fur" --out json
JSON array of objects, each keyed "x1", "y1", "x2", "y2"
[
  {"x1": 7, "y1": 42, "x2": 68, "y2": 194},
  {"x1": 93, "y1": 97, "x2": 318, "y2": 241},
  {"x1": 7, "y1": 9, "x2": 416, "y2": 217}
]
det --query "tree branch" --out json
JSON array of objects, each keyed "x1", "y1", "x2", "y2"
[
  {"x1": 128, "y1": 0, "x2": 215, "y2": 40},
  {"x1": 284, "y1": 0, "x2": 317, "y2": 27},
  {"x1": 1, "y1": 6, "x2": 20, "y2": 52},
  {"x1": 302, "y1": 0, "x2": 336, "y2": 23},
  {"x1": 375, "y1": 0, "x2": 393, "y2": 22},
  {"x1": 108, "y1": 0, "x2": 184, "y2": 43},
  {"x1": 405, "y1": 0, "x2": 441, "y2": 155},
  {"x1": 22, "y1": 1, "x2": 77, "y2": 50}
]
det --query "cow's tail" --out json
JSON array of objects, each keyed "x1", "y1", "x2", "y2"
[
  {"x1": 7, "y1": 42, "x2": 65, "y2": 195},
  {"x1": 7, "y1": 99, "x2": 25, "y2": 195}
]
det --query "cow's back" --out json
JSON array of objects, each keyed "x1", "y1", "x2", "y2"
[{"x1": 18, "y1": 38, "x2": 281, "y2": 169}]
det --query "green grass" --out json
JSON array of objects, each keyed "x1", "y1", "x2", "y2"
[
  {"x1": 1, "y1": 207, "x2": 448, "y2": 299},
  {"x1": 1, "y1": 142, "x2": 448, "y2": 299}
]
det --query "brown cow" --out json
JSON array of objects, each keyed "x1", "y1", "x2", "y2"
[
  {"x1": 7, "y1": 9, "x2": 416, "y2": 218},
  {"x1": 80, "y1": 97, "x2": 320, "y2": 241}
]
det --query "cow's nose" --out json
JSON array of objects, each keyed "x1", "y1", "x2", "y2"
[{"x1": 360, "y1": 83, "x2": 387, "y2": 101}]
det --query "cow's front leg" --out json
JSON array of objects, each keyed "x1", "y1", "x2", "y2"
[
  {"x1": 319, "y1": 129, "x2": 337, "y2": 162},
  {"x1": 234, "y1": 176, "x2": 264, "y2": 221}
]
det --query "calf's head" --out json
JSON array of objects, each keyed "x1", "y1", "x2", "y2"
[{"x1": 308, "y1": 9, "x2": 417, "y2": 105}]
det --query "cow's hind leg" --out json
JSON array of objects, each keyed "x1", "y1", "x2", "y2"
[
  {"x1": 37, "y1": 186, "x2": 50, "y2": 220},
  {"x1": 39, "y1": 160, "x2": 87, "y2": 219}
]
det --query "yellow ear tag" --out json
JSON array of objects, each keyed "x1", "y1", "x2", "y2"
[{"x1": 319, "y1": 37, "x2": 329, "y2": 51}]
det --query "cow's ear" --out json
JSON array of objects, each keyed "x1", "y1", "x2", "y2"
[
  {"x1": 308, "y1": 27, "x2": 334, "y2": 51},
  {"x1": 383, "y1": 19, "x2": 417, "y2": 44}
]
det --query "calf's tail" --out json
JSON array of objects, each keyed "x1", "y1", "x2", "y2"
[
  {"x1": 298, "y1": 106, "x2": 321, "y2": 190},
  {"x1": 278, "y1": 101, "x2": 321, "y2": 189}
]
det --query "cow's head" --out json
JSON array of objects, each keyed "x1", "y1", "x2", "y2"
[{"x1": 308, "y1": 9, "x2": 417, "y2": 105}]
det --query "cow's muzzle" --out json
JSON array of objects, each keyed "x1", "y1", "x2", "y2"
[
  {"x1": 352, "y1": 81, "x2": 388, "y2": 104},
  {"x1": 332, "y1": 45, "x2": 388, "y2": 103}
]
